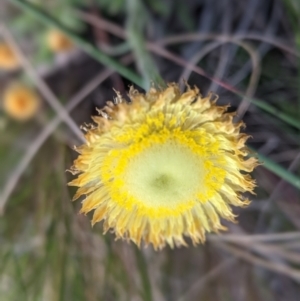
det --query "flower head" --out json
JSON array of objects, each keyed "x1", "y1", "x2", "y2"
[
  {"x1": 69, "y1": 84, "x2": 257, "y2": 250},
  {"x1": 0, "y1": 42, "x2": 19, "y2": 71},
  {"x1": 2, "y1": 84, "x2": 40, "y2": 121},
  {"x1": 47, "y1": 30, "x2": 74, "y2": 53}
]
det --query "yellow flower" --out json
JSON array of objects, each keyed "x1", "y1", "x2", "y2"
[
  {"x1": 0, "y1": 42, "x2": 20, "y2": 71},
  {"x1": 47, "y1": 30, "x2": 74, "y2": 53},
  {"x1": 2, "y1": 84, "x2": 40, "y2": 121},
  {"x1": 69, "y1": 84, "x2": 257, "y2": 250}
]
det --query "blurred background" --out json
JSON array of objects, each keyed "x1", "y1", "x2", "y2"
[{"x1": 1, "y1": 0, "x2": 300, "y2": 300}]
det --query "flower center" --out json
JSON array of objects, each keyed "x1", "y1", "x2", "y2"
[
  {"x1": 123, "y1": 140, "x2": 205, "y2": 209},
  {"x1": 100, "y1": 106, "x2": 227, "y2": 217},
  {"x1": 151, "y1": 173, "x2": 173, "y2": 191}
]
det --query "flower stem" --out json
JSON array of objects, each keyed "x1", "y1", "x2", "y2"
[
  {"x1": 134, "y1": 247, "x2": 153, "y2": 301},
  {"x1": 126, "y1": 0, "x2": 165, "y2": 89}
]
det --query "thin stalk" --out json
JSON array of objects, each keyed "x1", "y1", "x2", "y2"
[
  {"x1": 251, "y1": 147, "x2": 300, "y2": 190},
  {"x1": 134, "y1": 247, "x2": 153, "y2": 301},
  {"x1": 296, "y1": 31, "x2": 300, "y2": 128},
  {"x1": 126, "y1": 0, "x2": 165, "y2": 89},
  {"x1": 13, "y1": 253, "x2": 29, "y2": 301},
  {"x1": 239, "y1": 93, "x2": 300, "y2": 130}
]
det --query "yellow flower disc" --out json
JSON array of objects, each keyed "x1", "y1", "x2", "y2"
[
  {"x1": 0, "y1": 43, "x2": 19, "y2": 71},
  {"x1": 2, "y1": 84, "x2": 40, "y2": 121},
  {"x1": 47, "y1": 30, "x2": 74, "y2": 53},
  {"x1": 69, "y1": 84, "x2": 258, "y2": 250}
]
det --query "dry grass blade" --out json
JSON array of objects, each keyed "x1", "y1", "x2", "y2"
[
  {"x1": 209, "y1": 232, "x2": 300, "y2": 243},
  {"x1": 159, "y1": 33, "x2": 299, "y2": 57},
  {"x1": 214, "y1": 241, "x2": 300, "y2": 283}
]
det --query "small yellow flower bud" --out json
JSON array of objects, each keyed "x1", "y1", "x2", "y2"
[
  {"x1": 47, "y1": 30, "x2": 74, "y2": 53},
  {"x1": 2, "y1": 84, "x2": 40, "y2": 121},
  {"x1": 0, "y1": 43, "x2": 20, "y2": 71}
]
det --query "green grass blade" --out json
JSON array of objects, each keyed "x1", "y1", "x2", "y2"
[
  {"x1": 238, "y1": 93, "x2": 300, "y2": 130},
  {"x1": 126, "y1": 0, "x2": 165, "y2": 89},
  {"x1": 251, "y1": 148, "x2": 300, "y2": 190}
]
